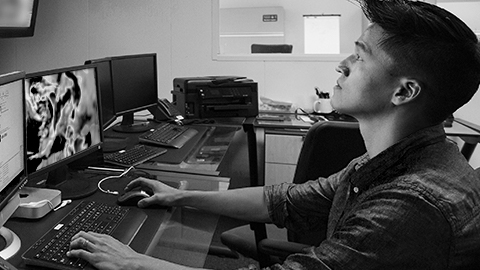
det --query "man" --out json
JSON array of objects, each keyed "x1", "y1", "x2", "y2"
[{"x1": 68, "y1": 0, "x2": 480, "y2": 269}]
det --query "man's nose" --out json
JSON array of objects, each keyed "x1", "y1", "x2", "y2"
[{"x1": 336, "y1": 65, "x2": 350, "y2": 77}]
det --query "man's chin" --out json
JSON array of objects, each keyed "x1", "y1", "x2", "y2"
[{"x1": 329, "y1": 103, "x2": 348, "y2": 116}]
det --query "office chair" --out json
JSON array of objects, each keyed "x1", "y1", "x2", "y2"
[
  {"x1": 221, "y1": 121, "x2": 366, "y2": 267},
  {"x1": 251, "y1": 44, "x2": 293, "y2": 54}
]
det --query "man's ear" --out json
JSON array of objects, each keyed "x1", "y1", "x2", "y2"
[{"x1": 391, "y1": 78, "x2": 422, "y2": 106}]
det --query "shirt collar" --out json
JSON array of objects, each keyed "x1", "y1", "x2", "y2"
[{"x1": 350, "y1": 124, "x2": 447, "y2": 189}]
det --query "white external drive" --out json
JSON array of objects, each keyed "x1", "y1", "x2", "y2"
[{"x1": 12, "y1": 187, "x2": 62, "y2": 219}]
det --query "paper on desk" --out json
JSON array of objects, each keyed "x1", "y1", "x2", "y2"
[{"x1": 259, "y1": 96, "x2": 293, "y2": 112}]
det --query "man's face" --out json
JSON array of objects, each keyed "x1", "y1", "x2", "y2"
[{"x1": 331, "y1": 24, "x2": 400, "y2": 119}]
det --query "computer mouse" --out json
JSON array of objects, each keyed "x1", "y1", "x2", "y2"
[{"x1": 117, "y1": 189, "x2": 150, "y2": 206}]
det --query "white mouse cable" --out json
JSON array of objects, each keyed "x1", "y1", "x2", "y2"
[{"x1": 97, "y1": 166, "x2": 134, "y2": 195}]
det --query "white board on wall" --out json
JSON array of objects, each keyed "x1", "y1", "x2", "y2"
[{"x1": 304, "y1": 15, "x2": 340, "y2": 54}]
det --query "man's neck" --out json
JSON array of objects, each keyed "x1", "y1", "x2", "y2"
[{"x1": 358, "y1": 114, "x2": 430, "y2": 158}]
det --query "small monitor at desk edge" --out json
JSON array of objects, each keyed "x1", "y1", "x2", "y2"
[{"x1": 0, "y1": 71, "x2": 28, "y2": 259}]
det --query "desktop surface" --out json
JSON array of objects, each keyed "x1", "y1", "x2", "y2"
[
  {"x1": 6, "y1": 172, "x2": 232, "y2": 269},
  {"x1": 5, "y1": 119, "x2": 248, "y2": 269},
  {"x1": 6, "y1": 173, "x2": 172, "y2": 269},
  {"x1": 104, "y1": 119, "x2": 241, "y2": 175},
  {"x1": 254, "y1": 113, "x2": 480, "y2": 137}
]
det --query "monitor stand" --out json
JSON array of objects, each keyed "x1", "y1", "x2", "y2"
[
  {"x1": 45, "y1": 165, "x2": 98, "y2": 200},
  {"x1": 102, "y1": 137, "x2": 129, "y2": 153},
  {"x1": 0, "y1": 227, "x2": 21, "y2": 260},
  {"x1": 112, "y1": 113, "x2": 152, "y2": 133}
]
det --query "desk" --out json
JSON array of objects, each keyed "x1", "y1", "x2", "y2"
[
  {"x1": 5, "y1": 121, "x2": 249, "y2": 269},
  {"x1": 104, "y1": 121, "x2": 241, "y2": 176},
  {"x1": 244, "y1": 114, "x2": 480, "y2": 187}
]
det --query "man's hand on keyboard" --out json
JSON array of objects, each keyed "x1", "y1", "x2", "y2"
[
  {"x1": 67, "y1": 231, "x2": 147, "y2": 270},
  {"x1": 125, "y1": 177, "x2": 184, "y2": 208},
  {"x1": 67, "y1": 231, "x2": 199, "y2": 270}
]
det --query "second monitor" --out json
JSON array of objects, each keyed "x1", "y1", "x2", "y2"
[{"x1": 87, "y1": 53, "x2": 158, "y2": 133}]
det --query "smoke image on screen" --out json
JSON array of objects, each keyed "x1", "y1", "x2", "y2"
[{"x1": 25, "y1": 68, "x2": 101, "y2": 173}]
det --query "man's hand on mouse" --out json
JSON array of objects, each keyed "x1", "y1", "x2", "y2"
[{"x1": 124, "y1": 177, "x2": 184, "y2": 208}]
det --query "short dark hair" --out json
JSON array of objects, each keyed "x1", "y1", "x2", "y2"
[{"x1": 356, "y1": 0, "x2": 480, "y2": 122}]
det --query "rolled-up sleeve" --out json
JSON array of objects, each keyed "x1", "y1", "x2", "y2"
[{"x1": 264, "y1": 170, "x2": 343, "y2": 233}]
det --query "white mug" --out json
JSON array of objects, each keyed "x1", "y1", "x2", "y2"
[{"x1": 313, "y1": 98, "x2": 333, "y2": 113}]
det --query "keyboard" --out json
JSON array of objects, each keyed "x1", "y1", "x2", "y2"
[
  {"x1": 22, "y1": 201, "x2": 147, "y2": 270},
  {"x1": 139, "y1": 122, "x2": 198, "y2": 149},
  {"x1": 104, "y1": 144, "x2": 167, "y2": 167}
]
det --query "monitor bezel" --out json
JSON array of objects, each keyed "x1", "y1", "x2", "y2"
[
  {"x1": 24, "y1": 64, "x2": 104, "y2": 178},
  {"x1": 85, "y1": 57, "x2": 117, "y2": 129},
  {"x1": 109, "y1": 53, "x2": 158, "y2": 116},
  {"x1": 0, "y1": 71, "x2": 28, "y2": 212},
  {"x1": 0, "y1": 0, "x2": 39, "y2": 38}
]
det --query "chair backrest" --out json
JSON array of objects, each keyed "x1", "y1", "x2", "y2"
[
  {"x1": 289, "y1": 120, "x2": 366, "y2": 245},
  {"x1": 293, "y1": 121, "x2": 366, "y2": 184},
  {"x1": 251, "y1": 44, "x2": 293, "y2": 54}
]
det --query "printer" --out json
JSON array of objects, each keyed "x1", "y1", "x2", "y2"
[{"x1": 172, "y1": 76, "x2": 258, "y2": 119}]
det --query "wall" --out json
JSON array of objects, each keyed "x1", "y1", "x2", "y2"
[
  {"x1": 220, "y1": 7, "x2": 286, "y2": 55},
  {"x1": 437, "y1": 1, "x2": 480, "y2": 35},
  {"x1": 0, "y1": 0, "x2": 479, "y2": 166},
  {"x1": 220, "y1": 0, "x2": 362, "y2": 54},
  {"x1": 0, "y1": 0, "x2": 344, "y2": 114},
  {"x1": 0, "y1": 0, "x2": 173, "y2": 97}
]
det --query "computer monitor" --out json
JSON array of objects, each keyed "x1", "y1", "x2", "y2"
[
  {"x1": 84, "y1": 58, "x2": 116, "y2": 129},
  {"x1": 24, "y1": 64, "x2": 103, "y2": 199},
  {"x1": 84, "y1": 57, "x2": 128, "y2": 152},
  {"x1": 110, "y1": 53, "x2": 158, "y2": 133},
  {"x1": 0, "y1": 71, "x2": 27, "y2": 259},
  {"x1": 0, "y1": 0, "x2": 39, "y2": 38}
]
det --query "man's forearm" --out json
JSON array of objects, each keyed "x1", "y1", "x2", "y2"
[{"x1": 177, "y1": 187, "x2": 271, "y2": 223}]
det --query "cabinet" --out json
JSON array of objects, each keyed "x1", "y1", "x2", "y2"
[{"x1": 264, "y1": 133, "x2": 305, "y2": 186}]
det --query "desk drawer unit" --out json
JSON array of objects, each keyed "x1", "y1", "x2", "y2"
[{"x1": 265, "y1": 134, "x2": 304, "y2": 186}]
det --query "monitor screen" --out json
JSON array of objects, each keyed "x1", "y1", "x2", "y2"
[
  {"x1": 111, "y1": 53, "x2": 158, "y2": 115},
  {"x1": 0, "y1": 72, "x2": 25, "y2": 194},
  {"x1": 85, "y1": 58, "x2": 116, "y2": 129},
  {"x1": 24, "y1": 66, "x2": 102, "y2": 176},
  {"x1": 0, "y1": 0, "x2": 39, "y2": 38},
  {"x1": 0, "y1": 71, "x2": 27, "y2": 228}
]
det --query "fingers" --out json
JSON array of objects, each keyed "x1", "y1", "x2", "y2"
[
  {"x1": 70, "y1": 231, "x2": 114, "y2": 253},
  {"x1": 70, "y1": 237, "x2": 94, "y2": 252},
  {"x1": 137, "y1": 196, "x2": 158, "y2": 208},
  {"x1": 125, "y1": 177, "x2": 155, "y2": 192},
  {"x1": 237, "y1": 265, "x2": 258, "y2": 270},
  {"x1": 70, "y1": 231, "x2": 103, "y2": 251},
  {"x1": 71, "y1": 231, "x2": 103, "y2": 243},
  {"x1": 66, "y1": 248, "x2": 94, "y2": 262}
]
